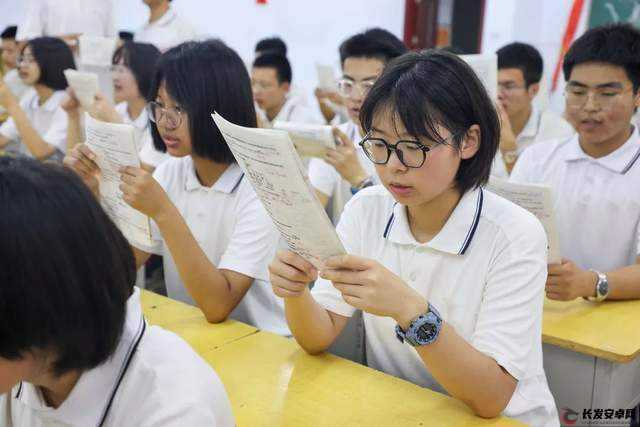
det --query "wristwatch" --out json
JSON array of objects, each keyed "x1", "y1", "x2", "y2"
[
  {"x1": 586, "y1": 269, "x2": 609, "y2": 302},
  {"x1": 395, "y1": 304, "x2": 443, "y2": 346},
  {"x1": 350, "y1": 176, "x2": 374, "y2": 195}
]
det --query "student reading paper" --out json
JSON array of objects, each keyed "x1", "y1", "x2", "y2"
[
  {"x1": 65, "y1": 40, "x2": 288, "y2": 335},
  {"x1": 511, "y1": 24, "x2": 640, "y2": 302},
  {"x1": 0, "y1": 157, "x2": 234, "y2": 426},
  {"x1": 0, "y1": 37, "x2": 75, "y2": 161},
  {"x1": 307, "y1": 28, "x2": 407, "y2": 222},
  {"x1": 269, "y1": 50, "x2": 559, "y2": 426}
]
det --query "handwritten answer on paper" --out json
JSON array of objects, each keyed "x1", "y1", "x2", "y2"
[
  {"x1": 63, "y1": 69, "x2": 99, "y2": 109},
  {"x1": 486, "y1": 178, "x2": 561, "y2": 264},
  {"x1": 212, "y1": 112, "x2": 346, "y2": 269},
  {"x1": 272, "y1": 121, "x2": 336, "y2": 158},
  {"x1": 84, "y1": 114, "x2": 152, "y2": 247}
]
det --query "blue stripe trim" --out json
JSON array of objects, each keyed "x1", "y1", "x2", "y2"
[
  {"x1": 459, "y1": 189, "x2": 483, "y2": 255},
  {"x1": 383, "y1": 203, "x2": 398, "y2": 238},
  {"x1": 621, "y1": 146, "x2": 640, "y2": 174},
  {"x1": 230, "y1": 173, "x2": 245, "y2": 193},
  {"x1": 15, "y1": 382, "x2": 22, "y2": 399}
]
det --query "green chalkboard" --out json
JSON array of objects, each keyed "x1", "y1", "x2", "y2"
[{"x1": 588, "y1": 0, "x2": 640, "y2": 28}]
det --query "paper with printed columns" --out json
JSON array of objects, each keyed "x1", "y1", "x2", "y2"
[{"x1": 212, "y1": 112, "x2": 346, "y2": 270}]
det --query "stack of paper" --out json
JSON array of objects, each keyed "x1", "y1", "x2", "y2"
[
  {"x1": 272, "y1": 121, "x2": 336, "y2": 158},
  {"x1": 212, "y1": 113, "x2": 346, "y2": 269},
  {"x1": 461, "y1": 54, "x2": 498, "y2": 100}
]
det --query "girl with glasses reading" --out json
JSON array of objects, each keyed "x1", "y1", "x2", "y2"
[
  {"x1": 64, "y1": 40, "x2": 289, "y2": 336},
  {"x1": 269, "y1": 50, "x2": 559, "y2": 426}
]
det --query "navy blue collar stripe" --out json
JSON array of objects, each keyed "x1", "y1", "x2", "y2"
[
  {"x1": 621, "y1": 146, "x2": 640, "y2": 175},
  {"x1": 459, "y1": 188, "x2": 484, "y2": 255},
  {"x1": 230, "y1": 173, "x2": 245, "y2": 193},
  {"x1": 383, "y1": 203, "x2": 398, "y2": 238}
]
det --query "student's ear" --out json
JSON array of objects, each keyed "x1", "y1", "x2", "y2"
[
  {"x1": 633, "y1": 89, "x2": 640, "y2": 110},
  {"x1": 281, "y1": 81, "x2": 291, "y2": 93},
  {"x1": 459, "y1": 124, "x2": 481, "y2": 160},
  {"x1": 527, "y1": 82, "x2": 540, "y2": 99}
]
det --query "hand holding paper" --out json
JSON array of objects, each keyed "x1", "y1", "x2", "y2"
[
  {"x1": 64, "y1": 69, "x2": 99, "y2": 109},
  {"x1": 212, "y1": 112, "x2": 346, "y2": 269}
]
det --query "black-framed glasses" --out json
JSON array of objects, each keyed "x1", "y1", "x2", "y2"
[
  {"x1": 359, "y1": 132, "x2": 458, "y2": 168},
  {"x1": 146, "y1": 101, "x2": 183, "y2": 129}
]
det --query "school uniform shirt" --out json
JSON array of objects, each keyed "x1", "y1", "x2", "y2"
[
  {"x1": 135, "y1": 6, "x2": 199, "y2": 53},
  {"x1": 132, "y1": 157, "x2": 289, "y2": 335},
  {"x1": 308, "y1": 120, "x2": 378, "y2": 223},
  {"x1": 311, "y1": 186, "x2": 559, "y2": 427},
  {"x1": 491, "y1": 105, "x2": 575, "y2": 178},
  {"x1": 264, "y1": 94, "x2": 320, "y2": 126},
  {"x1": 0, "y1": 288, "x2": 235, "y2": 427},
  {"x1": 0, "y1": 89, "x2": 68, "y2": 158},
  {"x1": 16, "y1": 0, "x2": 116, "y2": 40},
  {"x1": 115, "y1": 102, "x2": 168, "y2": 168},
  {"x1": 3, "y1": 69, "x2": 29, "y2": 101},
  {"x1": 510, "y1": 127, "x2": 640, "y2": 272}
]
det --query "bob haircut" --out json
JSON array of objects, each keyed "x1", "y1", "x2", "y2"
[
  {"x1": 359, "y1": 50, "x2": 500, "y2": 194},
  {"x1": 563, "y1": 23, "x2": 640, "y2": 92},
  {"x1": 113, "y1": 41, "x2": 161, "y2": 101},
  {"x1": 0, "y1": 157, "x2": 135, "y2": 377},
  {"x1": 25, "y1": 37, "x2": 76, "y2": 90},
  {"x1": 149, "y1": 39, "x2": 256, "y2": 163}
]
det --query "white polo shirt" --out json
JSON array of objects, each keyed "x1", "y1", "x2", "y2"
[
  {"x1": 491, "y1": 105, "x2": 575, "y2": 178},
  {"x1": 115, "y1": 102, "x2": 168, "y2": 167},
  {"x1": 16, "y1": 0, "x2": 116, "y2": 40},
  {"x1": 266, "y1": 94, "x2": 319, "y2": 125},
  {"x1": 3, "y1": 69, "x2": 29, "y2": 101},
  {"x1": 132, "y1": 157, "x2": 289, "y2": 335},
  {"x1": 308, "y1": 120, "x2": 378, "y2": 223},
  {"x1": 311, "y1": 186, "x2": 559, "y2": 427},
  {"x1": 510, "y1": 128, "x2": 640, "y2": 272},
  {"x1": 135, "y1": 6, "x2": 199, "y2": 53},
  {"x1": 0, "y1": 89, "x2": 68, "y2": 157},
  {"x1": 0, "y1": 288, "x2": 235, "y2": 427}
]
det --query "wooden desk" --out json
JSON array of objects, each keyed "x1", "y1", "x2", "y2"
[
  {"x1": 542, "y1": 297, "x2": 640, "y2": 417},
  {"x1": 140, "y1": 289, "x2": 258, "y2": 354},
  {"x1": 204, "y1": 331, "x2": 523, "y2": 427}
]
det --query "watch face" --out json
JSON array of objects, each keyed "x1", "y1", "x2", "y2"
[
  {"x1": 417, "y1": 323, "x2": 436, "y2": 342},
  {"x1": 598, "y1": 280, "x2": 609, "y2": 296}
]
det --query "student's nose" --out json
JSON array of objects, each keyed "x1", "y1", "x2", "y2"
[
  {"x1": 387, "y1": 149, "x2": 408, "y2": 172},
  {"x1": 583, "y1": 92, "x2": 601, "y2": 112}
]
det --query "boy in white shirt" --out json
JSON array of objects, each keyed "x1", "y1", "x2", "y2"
[
  {"x1": 308, "y1": 28, "x2": 407, "y2": 222},
  {"x1": 135, "y1": 0, "x2": 200, "y2": 53},
  {"x1": 1, "y1": 26, "x2": 29, "y2": 101},
  {"x1": 0, "y1": 157, "x2": 233, "y2": 427},
  {"x1": 269, "y1": 50, "x2": 558, "y2": 426},
  {"x1": 493, "y1": 42, "x2": 574, "y2": 176},
  {"x1": 511, "y1": 24, "x2": 640, "y2": 302}
]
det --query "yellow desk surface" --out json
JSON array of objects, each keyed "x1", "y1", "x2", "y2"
[
  {"x1": 140, "y1": 290, "x2": 258, "y2": 353},
  {"x1": 542, "y1": 297, "x2": 640, "y2": 363},
  {"x1": 204, "y1": 331, "x2": 523, "y2": 427}
]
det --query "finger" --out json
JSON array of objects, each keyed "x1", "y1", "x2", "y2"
[
  {"x1": 77, "y1": 145, "x2": 98, "y2": 162},
  {"x1": 324, "y1": 254, "x2": 373, "y2": 271},
  {"x1": 332, "y1": 282, "x2": 365, "y2": 297},
  {"x1": 277, "y1": 250, "x2": 318, "y2": 278},
  {"x1": 320, "y1": 269, "x2": 364, "y2": 285},
  {"x1": 119, "y1": 165, "x2": 143, "y2": 177},
  {"x1": 270, "y1": 274, "x2": 309, "y2": 293},
  {"x1": 545, "y1": 291, "x2": 564, "y2": 301},
  {"x1": 547, "y1": 264, "x2": 564, "y2": 276},
  {"x1": 332, "y1": 127, "x2": 351, "y2": 146},
  {"x1": 341, "y1": 293, "x2": 364, "y2": 309},
  {"x1": 272, "y1": 285, "x2": 305, "y2": 299},
  {"x1": 120, "y1": 173, "x2": 137, "y2": 186},
  {"x1": 269, "y1": 260, "x2": 315, "y2": 284}
]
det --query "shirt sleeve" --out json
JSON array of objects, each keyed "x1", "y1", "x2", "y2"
[
  {"x1": 308, "y1": 157, "x2": 339, "y2": 198},
  {"x1": 509, "y1": 145, "x2": 537, "y2": 183},
  {"x1": 0, "y1": 116, "x2": 19, "y2": 142},
  {"x1": 310, "y1": 194, "x2": 365, "y2": 318},
  {"x1": 470, "y1": 213, "x2": 548, "y2": 381},
  {"x1": 636, "y1": 219, "x2": 640, "y2": 257},
  {"x1": 41, "y1": 106, "x2": 69, "y2": 154},
  {"x1": 16, "y1": 0, "x2": 45, "y2": 40},
  {"x1": 218, "y1": 185, "x2": 279, "y2": 282}
]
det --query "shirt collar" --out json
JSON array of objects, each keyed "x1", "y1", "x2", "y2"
[
  {"x1": 147, "y1": 6, "x2": 177, "y2": 28},
  {"x1": 184, "y1": 159, "x2": 245, "y2": 193},
  {"x1": 15, "y1": 289, "x2": 146, "y2": 427},
  {"x1": 28, "y1": 90, "x2": 64, "y2": 113},
  {"x1": 383, "y1": 187, "x2": 484, "y2": 255},
  {"x1": 517, "y1": 104, "x2": 541, "y2": 140},
  {"x1": 564, "y1": 126, "x2": 640, "y2": 174}
]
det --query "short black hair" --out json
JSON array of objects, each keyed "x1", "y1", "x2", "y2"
[
  {"x1": 360, "y1": 50, "x2": 499, "y2": 194},
  {"x1": 563, "y1": 23, "x2": 640, "y2": 92},
  {"x1": 252, "y1": 52, "x2": 292, "y2": 84},
  {"x1": 118, "y1": 31, "x2": 134, "y2": 41},
  {"x1": 0, "y1": 157, "x2": 135, "y2": 377},
  {"x1": 150, "y1": 39, "x2": 256, "y2": 162},
  {"x1": 255, "y1": 37, "x2": 287, "y2": 56},
  {"x1": 26, "y1": 37, "x2": 76, "y2": 90},
  {"x1": 339, "y1": 28, "x2": 407, "y2": 66},
  {"x1": 1, "y1": 25, "x2": 17, "y2": 40},
  {"x1": 497, "y1": 42, "x2": 543, "y2": 87},
  {"x1": 113, "y1": 41, "x2": 161, "y2": 100}
]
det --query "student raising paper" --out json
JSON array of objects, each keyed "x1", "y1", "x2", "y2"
[
  {"x1": 511, "y1": 24, "x2": 640, "y2": 302},
  {"x1": 64, "y1": 41, "x2": 168, "y2": 169},
  {"x1": 0, "y1": 157, "x2": 234, "y2": 426},
  {"x1": 0, "y1": 37, "x2": 75, "y2": 161},
  {"x1": 307, "y1": 28, "x2": 407, "y2": 223},
  {"x1": 64, "y1": 40, "x2": 289, "y2": 336},
  {"x1": 269, "y1": 50, "x2": 559, "y2": 426}
]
